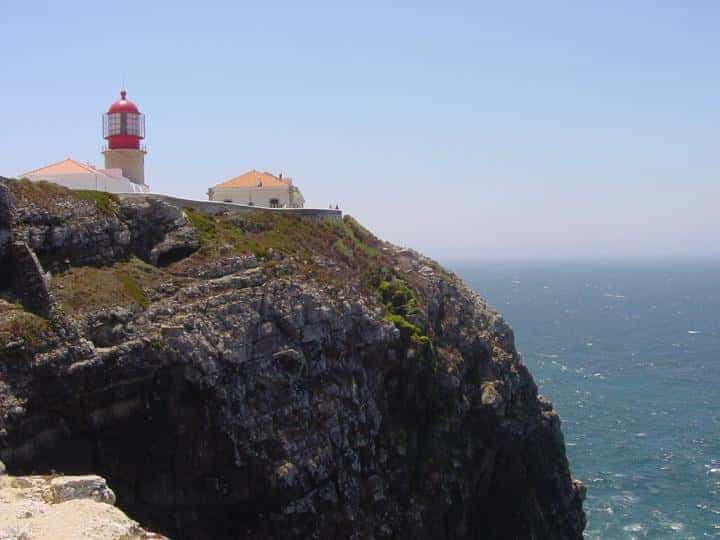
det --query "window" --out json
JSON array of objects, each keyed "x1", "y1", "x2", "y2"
[
  {"x1": 126, "y1": 114, "x2": 138, "y2": 135},
  {"x1": 105, "y1": 113, "x2": 122, "y2": 136},
  {"x1": 269, "y1": 198, "x2": 280, "y2": 208},
  {"x1": 103, "y1": 113, "x2": 145, "y2": 137}
]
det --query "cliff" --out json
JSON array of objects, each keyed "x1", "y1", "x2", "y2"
[{"x1": 0, "y1": 178, "x2": 585, "y2": 539}]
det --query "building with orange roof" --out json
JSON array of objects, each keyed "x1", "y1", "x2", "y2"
[{"x1": 207, "y1": 170, "x2": 305, "y2": 208}]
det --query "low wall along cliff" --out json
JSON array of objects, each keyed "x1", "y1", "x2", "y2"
[{"x1": 117, "y1": 193, "x2": 342, "y2": 222}]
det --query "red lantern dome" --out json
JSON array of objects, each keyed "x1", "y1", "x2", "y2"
[
  {"x1": 103, "y1": 90, "x2": 145, "y2": 150},
  {"x1": 108, "y1": 90, "x2": 140, "y2": 114}
]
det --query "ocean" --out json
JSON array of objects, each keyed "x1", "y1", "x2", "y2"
[{"x1": 450, "y1": 260, "x2": 720, "y2": 539}]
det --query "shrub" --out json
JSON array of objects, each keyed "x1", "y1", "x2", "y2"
[
  {"x1": 375, "y1": 273, "x2": 437, "y2": 371},
  {"x1": 377, "y1": 279, "x2": 418, "y2": 317}
]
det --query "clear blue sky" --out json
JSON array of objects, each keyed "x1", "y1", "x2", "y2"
[{"x1": 2, "y1": 1, "x2": 718, "y2": 259}]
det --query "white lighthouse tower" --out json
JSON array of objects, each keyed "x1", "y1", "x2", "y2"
[{"x1": 102, "y1": 90, "x2": 147, "y2": 187}]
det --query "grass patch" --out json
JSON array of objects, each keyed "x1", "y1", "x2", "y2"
[
  {"x1": 7, "y1": 179, "x2": 76, "y2": 214},
  {"x1": 338, "y1": 216, "x2": 380, "y2": 259},
  {"x1": 7, "y1": 179, "x2": 121, "y2": 218},
  {"x1": 51, "y1": 257, "x2": 165, "y2": 313},
  {"x1": 184, "y1": 208, "x2": 219, "y2": 245},
  {"x1": 343, "y1": 215, "x2": 377, "y2": 245},
  {"x1": 183, "y1": 208, "x2": 340, "y2": 261},
  {"x1": 115, "y1": 271, "x2": 149, "y2": 309},
  {"x1": 74, "y1": 190, "x2": 119, "y2": 215},
  {"x1": 181, "y1": 209, "x2": 386, "y2": 274}
]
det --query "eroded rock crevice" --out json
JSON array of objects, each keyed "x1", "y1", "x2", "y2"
[{"x1": 9, "y1": 364, "x2": 238, "y2": 538}]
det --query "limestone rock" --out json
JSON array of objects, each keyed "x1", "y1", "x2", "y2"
[
  {"x1": 0, "y1": 473, "x2": 162, "y2": 540},
  {"x1": 48, "y1": 475, "x2": 116, "y2": 505},
  {"x1": 10, "y1": 241, "x2": 54, "y2": 316},
  {"x1": 6, "y1": 183, "x2": 199, "y2": 270}
]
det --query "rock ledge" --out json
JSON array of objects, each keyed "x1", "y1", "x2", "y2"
[{"x1": 0, "y1": 466, "x2": 164, "y2": 540}]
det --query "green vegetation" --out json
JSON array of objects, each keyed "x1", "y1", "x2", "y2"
[
  {"x1": 115, "y1": 271, "x2": 149, "y2": 309},
  {"x1": 370, "y1": 269, "x2": 437, "y2": 371},
  {"x1": 183, "y1": 208, "x2": 289, "y2": 257},
  {"x1": 332, "y1": 239, "x2": 353, "y2": 259},
  {"x1": 337, "y1": 216, "x2": 380, "y2": 259},
  {"x1": 74, "y1": 190, "x2": 119, "y2": 215},
  {"x1": 377, "y1": 278, "x2": 418, "y2": 317},
  {"x1": 181, "y1": 208, "x2": 385, "y2": 267},
  {"x1": 184, "y1": 208, "x2": 219, "y2": 245},
  {"x1": 343, "y1": 215, "x2": 376, "y2": 245}
]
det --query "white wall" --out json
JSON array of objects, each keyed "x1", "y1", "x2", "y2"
[
  {"x1": 24, "y1": 172, "x2": 149, "y2": 193},
  {"x1": 208, "y1": 186, "x2": 305, "y2": 208}
]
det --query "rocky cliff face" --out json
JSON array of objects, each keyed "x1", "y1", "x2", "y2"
[{"x1": 0, "y1": 179, "x2": 585, "y2": 539}]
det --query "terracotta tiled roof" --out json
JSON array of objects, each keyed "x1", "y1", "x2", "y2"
[
  {"x1": 20, "y1": 158, "x2": 100, "y2": 177},
  {"x1": 215, "y1": 170, "x2": 290, "y2": 189}
]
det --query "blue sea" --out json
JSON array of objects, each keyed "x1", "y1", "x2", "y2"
[{"x1": 451, "y1": 260, "x2": 720, "y2": 539}]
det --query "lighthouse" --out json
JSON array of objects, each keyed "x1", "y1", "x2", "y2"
[{"x1": 102, "y1": 90, "x2": 147, "y2": 187}]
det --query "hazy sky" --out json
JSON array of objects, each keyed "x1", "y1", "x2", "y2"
[{"x1": 2, "y1": 1, "x2": 718, "y2": 259}]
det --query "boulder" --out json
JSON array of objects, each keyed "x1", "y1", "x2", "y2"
[{"x1": 48, "y1": 475, "x2": 116, "y2": 505}]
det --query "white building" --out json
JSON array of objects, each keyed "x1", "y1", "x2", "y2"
[
  {"x1": 19, "y1": 158, "x2": 148, "y2": 193},
  {"x1": 208, "y1": 170, "x2": 305, "y2": 208}
]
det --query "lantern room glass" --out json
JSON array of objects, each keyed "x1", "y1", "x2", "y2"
[{"x1": 103, "y1": 112, "x2": 145, "y2": 138}]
